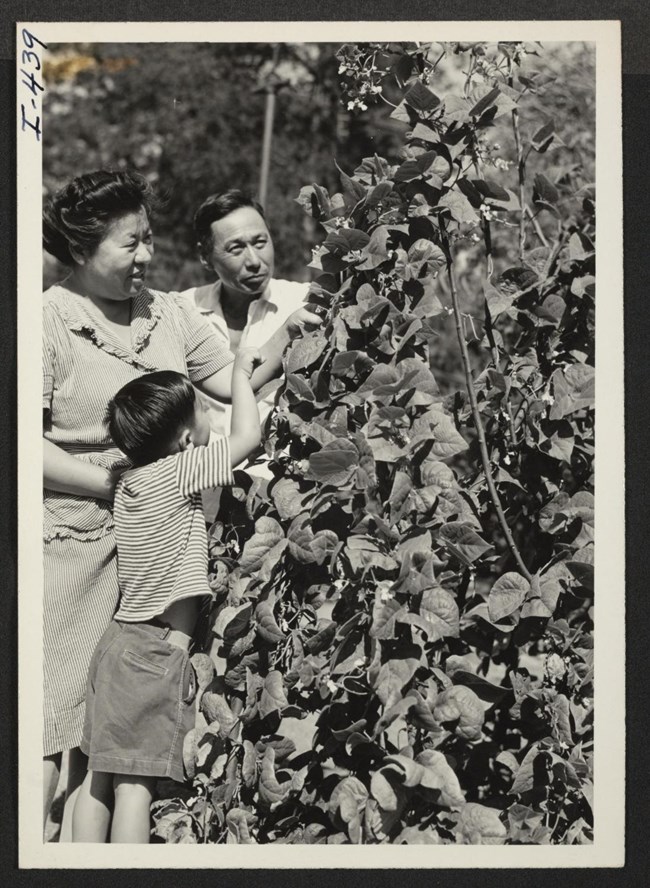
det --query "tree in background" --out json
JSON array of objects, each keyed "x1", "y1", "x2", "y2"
[{"x1": 42, "y1": 41, "x2": 404, "y2": 291}]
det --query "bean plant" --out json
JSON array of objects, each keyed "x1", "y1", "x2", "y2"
[{"x1": 152, "y1": 41, "x2": 595, "y2": 846}]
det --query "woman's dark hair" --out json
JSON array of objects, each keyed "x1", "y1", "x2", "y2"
[
  {"x1": 106, "y1": 370, "x2": 197, "y2": 467},
  {"x1": 193, "y1": 189, "x2": 266, "y2": 262},
  {"x1": 43, "y1": 169, "x2": 157, "y2": 266}
]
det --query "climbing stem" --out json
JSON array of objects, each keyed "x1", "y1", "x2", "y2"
[{"x1": 442, "y1": 226, "x2": 533, "y2": 582}]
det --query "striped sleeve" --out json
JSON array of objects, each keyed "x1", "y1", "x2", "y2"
[
  {"x1": 174, "y1": 437, "x2": 234, "y2": 497},
  {"x1": 171, "y1": 292, "x2": 234, "y2": 383},
  {"x1": 42, "y1": 308, "x2": 56, "y2": 412}
]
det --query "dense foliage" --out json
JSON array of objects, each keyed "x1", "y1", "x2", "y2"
[{"x1": 151, "y1": 42, "x2": 595, "y2": 846}]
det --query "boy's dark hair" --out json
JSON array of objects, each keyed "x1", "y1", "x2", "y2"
[
  {"x1": 107, "y1": 371, "x2": 197, "y2": 467},
  {"x1": 193, "y1": 189, "x2": 266, "y2": 263},
  {"x1": 43, "y1": 169, "x2": 158, "y2": 266}
]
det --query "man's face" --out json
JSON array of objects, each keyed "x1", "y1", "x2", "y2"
[{"x1": 205, "y1": 206, "x2": 274, "y2": 299}]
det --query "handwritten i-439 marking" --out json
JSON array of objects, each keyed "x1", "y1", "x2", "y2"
[{"x1": 19, "y1": 28, "x2": 48, "y2": 142}]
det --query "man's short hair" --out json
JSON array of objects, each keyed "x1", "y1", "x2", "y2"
[
  {"x1": 194, "y1": 189, "x2": 266, "y2": 263},
  {"x1": 107, "y1": 371, "x2": 197, "y2": 467}
]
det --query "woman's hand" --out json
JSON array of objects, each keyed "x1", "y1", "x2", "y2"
[{"x1": 43, "y1": 439, "x2": 125, "y2": 503}]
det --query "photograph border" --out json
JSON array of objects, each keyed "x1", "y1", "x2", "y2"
[{"x1": 6, "y1": 7, "x2": 632, "y2": 878}]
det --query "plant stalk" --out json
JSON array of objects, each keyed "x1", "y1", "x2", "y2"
[
  {"x1": 525, "y1": 204, "x2": 550, "y2": 248},
  {"x1": 482, "y1": 218, "x2": 518, "y2": 447},
  {"x1": 442, "y1": 228, "x2": 532, "y2": 581},
  {"x1": 512, "y1": 107, "x2": 526, "y2": 261}
]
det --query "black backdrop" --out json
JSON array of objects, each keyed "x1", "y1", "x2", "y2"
[{"x1": 1, "y1": 2, "x2": 647, "y2": 886}]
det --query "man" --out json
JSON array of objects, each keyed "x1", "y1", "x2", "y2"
[{"x1": 180, "y1": 189, "x2": 317, "y2": 437}]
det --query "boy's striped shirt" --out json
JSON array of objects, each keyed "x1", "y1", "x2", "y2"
[{"x1": 113, "y1": 437, "x2": 232, "y2": 621}]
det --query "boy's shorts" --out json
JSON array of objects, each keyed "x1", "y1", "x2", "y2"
[{"x1": 81, "y1": 619, "x2": 197, "y2": 783}]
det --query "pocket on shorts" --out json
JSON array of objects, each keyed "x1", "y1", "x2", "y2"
[{"x1": 122, "y1": 648, "x2": 170, "y2": 676}]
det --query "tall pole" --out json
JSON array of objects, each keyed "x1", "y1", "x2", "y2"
[
  {"x1": 259, "y1": 44, "x2": 280, "y2": 210},
  {"x1": 259, "y1": 87, "x2": 276, "y2": 211}
]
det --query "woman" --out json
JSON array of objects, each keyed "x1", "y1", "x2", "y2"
[{"x1": 41, "y1": 169, "x2": 317, "y2": 839}]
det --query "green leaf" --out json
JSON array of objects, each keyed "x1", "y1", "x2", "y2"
[
  {"x1": 226, "y1": 808, "x2": 257, "y2": 844},
  {"x1": 400, "y1": 587, "x2": 459, "y2": 641},
  {"x1": 259, "y1": 671, "x2": 289, "y2": 719},
  {"x1": 438, "y1": 190, "x2": 479, "y2": 225},
  {"x1": 438, "y1": 522, "x2": 492, "y2": 565},
  {"x1": 270, "y1": 478, "x2": 305, "y2": 520},
  {"x1": 331, "y1": 349, "x2": 375, "y2": 379},
  {"x1": 329, "y1": 776, "x2": 368, "y2": 844},
  {"x1": 208, "y1": 561, "x2": 229, "y2": 596},
  {"x1": 190, "y1": 653, "x2": 215, "y2": 691},
  {"x1": 488, "y1": 572, "x2": 530, "y2": 622},
  {"x1": 239, "y1": 517, "x2": 285, "y2": 574},
  {"x1": 370, "y1": 594, "x2": 407, "y2": 640},
  {"x1": 404, "y1": 238, "x2": 446, "y2": 279},
  {"x1": 394, "y1": 148, "x2": 451, "y2": 186},
  {"x1": 346, "y1": 536, "x2": 397, "y2": 574},
  {"x1": 309, "y1": 439, "x2": 359, "y2": 484},
  {"x1": 409, "y1": 122, "x2": 443, "y2": 145},
  {"x1": 433, "y1": 685, "x2": 485, "y2": 741},
  {"x1": 469, "y1": 86, "x2": 501, "y2": 118},
  {"x1": 295, "y1": 183, "x2": 333, "y2": 220},
  {"x1": 366, "y1": 181, "x2": 393, "y2": 207},
  {"x1": 404, "y1": 79, "x2": 441, "y2": 112},
  {"x1": 568, "y1": 231, "x2": 594, "y2": 260},
  {"x1": 533, "y1": 172, "x2": 559, "y2": 206},
  {"x1": 450, "y1": 670, "x2": 511, "y2": 704},
  {"x1": 374, "y1": 657, "x2": 420, "y2": 707},
  {"x1": 310, "y1": 529, "x2": 339, "y2": 564},
  {"x1": 452, "y1": 803, "x2": 507, "y2": 845},
  {"x1": 258, "y1": 747, "x2": 290, "y2": 808},
  {"x1": 287, "y1": 514, "x2": 317, "y2": 563},
  {"x1": 410, "y1": 409, "x2": 468, "y2": 458},
  {"x1": 370, "y1": 770, "x2": 404, "y2": 813},
  {"x1": 356, "y1": 225, "x2": 391, "y2": 270},
  {"x1": 214, "y1": 601, "x2": 253, "y2": 641},
  {"x1": 537, "y1": 419, "x2": 575, "y2": 462},
  {"x1": 323, "y1": 227, "x2": 371, "y2": 256},
  {"x1": 511, "y1": 745, "x2": 542, "y2": 794},
  {"x1": 285, "y1": 331, "x2": 328, "y2": 374},
  {"x1": 531, "y1": 120, "x2": 555, "y2": 152},
  {"x1": 255, "y1": 735, "x2": 297, "y2": 763},
  {"x1": 415, "y1": 749, "x2": 465, "y2": 805},
  {"x1": 473, "y1": 178, "x2": 510, "y2": 202},
  {"x1": 255, "y1": 599, "x2": 286, "y2": 644},
  {"x1": 484, "y1": 282, "x2": 513, "y2": 318},
  {"x1": 550, "y1": 364, "x2": 595, "y2": 419},
  {"x1": 201, "y1": 692, "x2": 239, "y2": 737}
]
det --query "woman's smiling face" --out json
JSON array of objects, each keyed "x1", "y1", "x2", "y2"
[{"x1": 78, "y1": 208, "x2": 154, "y2": 301}]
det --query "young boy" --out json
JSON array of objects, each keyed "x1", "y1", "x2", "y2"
[{"x1": 72, "y1": 348, "x2": 261, "y2": 843}]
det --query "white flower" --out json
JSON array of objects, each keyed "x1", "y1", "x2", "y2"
[
  {"x1": 545, "y1": 653, "x2": 566, "y2": 682},
  {"x1": 326, "y1": 679, "x2": 338, "y2": 694}
]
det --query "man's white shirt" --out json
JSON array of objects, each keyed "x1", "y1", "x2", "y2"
[{"x1": 179, "y1": 278, "x2": 310, "y2": 437}]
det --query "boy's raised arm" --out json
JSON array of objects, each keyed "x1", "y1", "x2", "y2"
[{"x1": 229, "y1": 347, "x2": 263, "y2": 467}]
